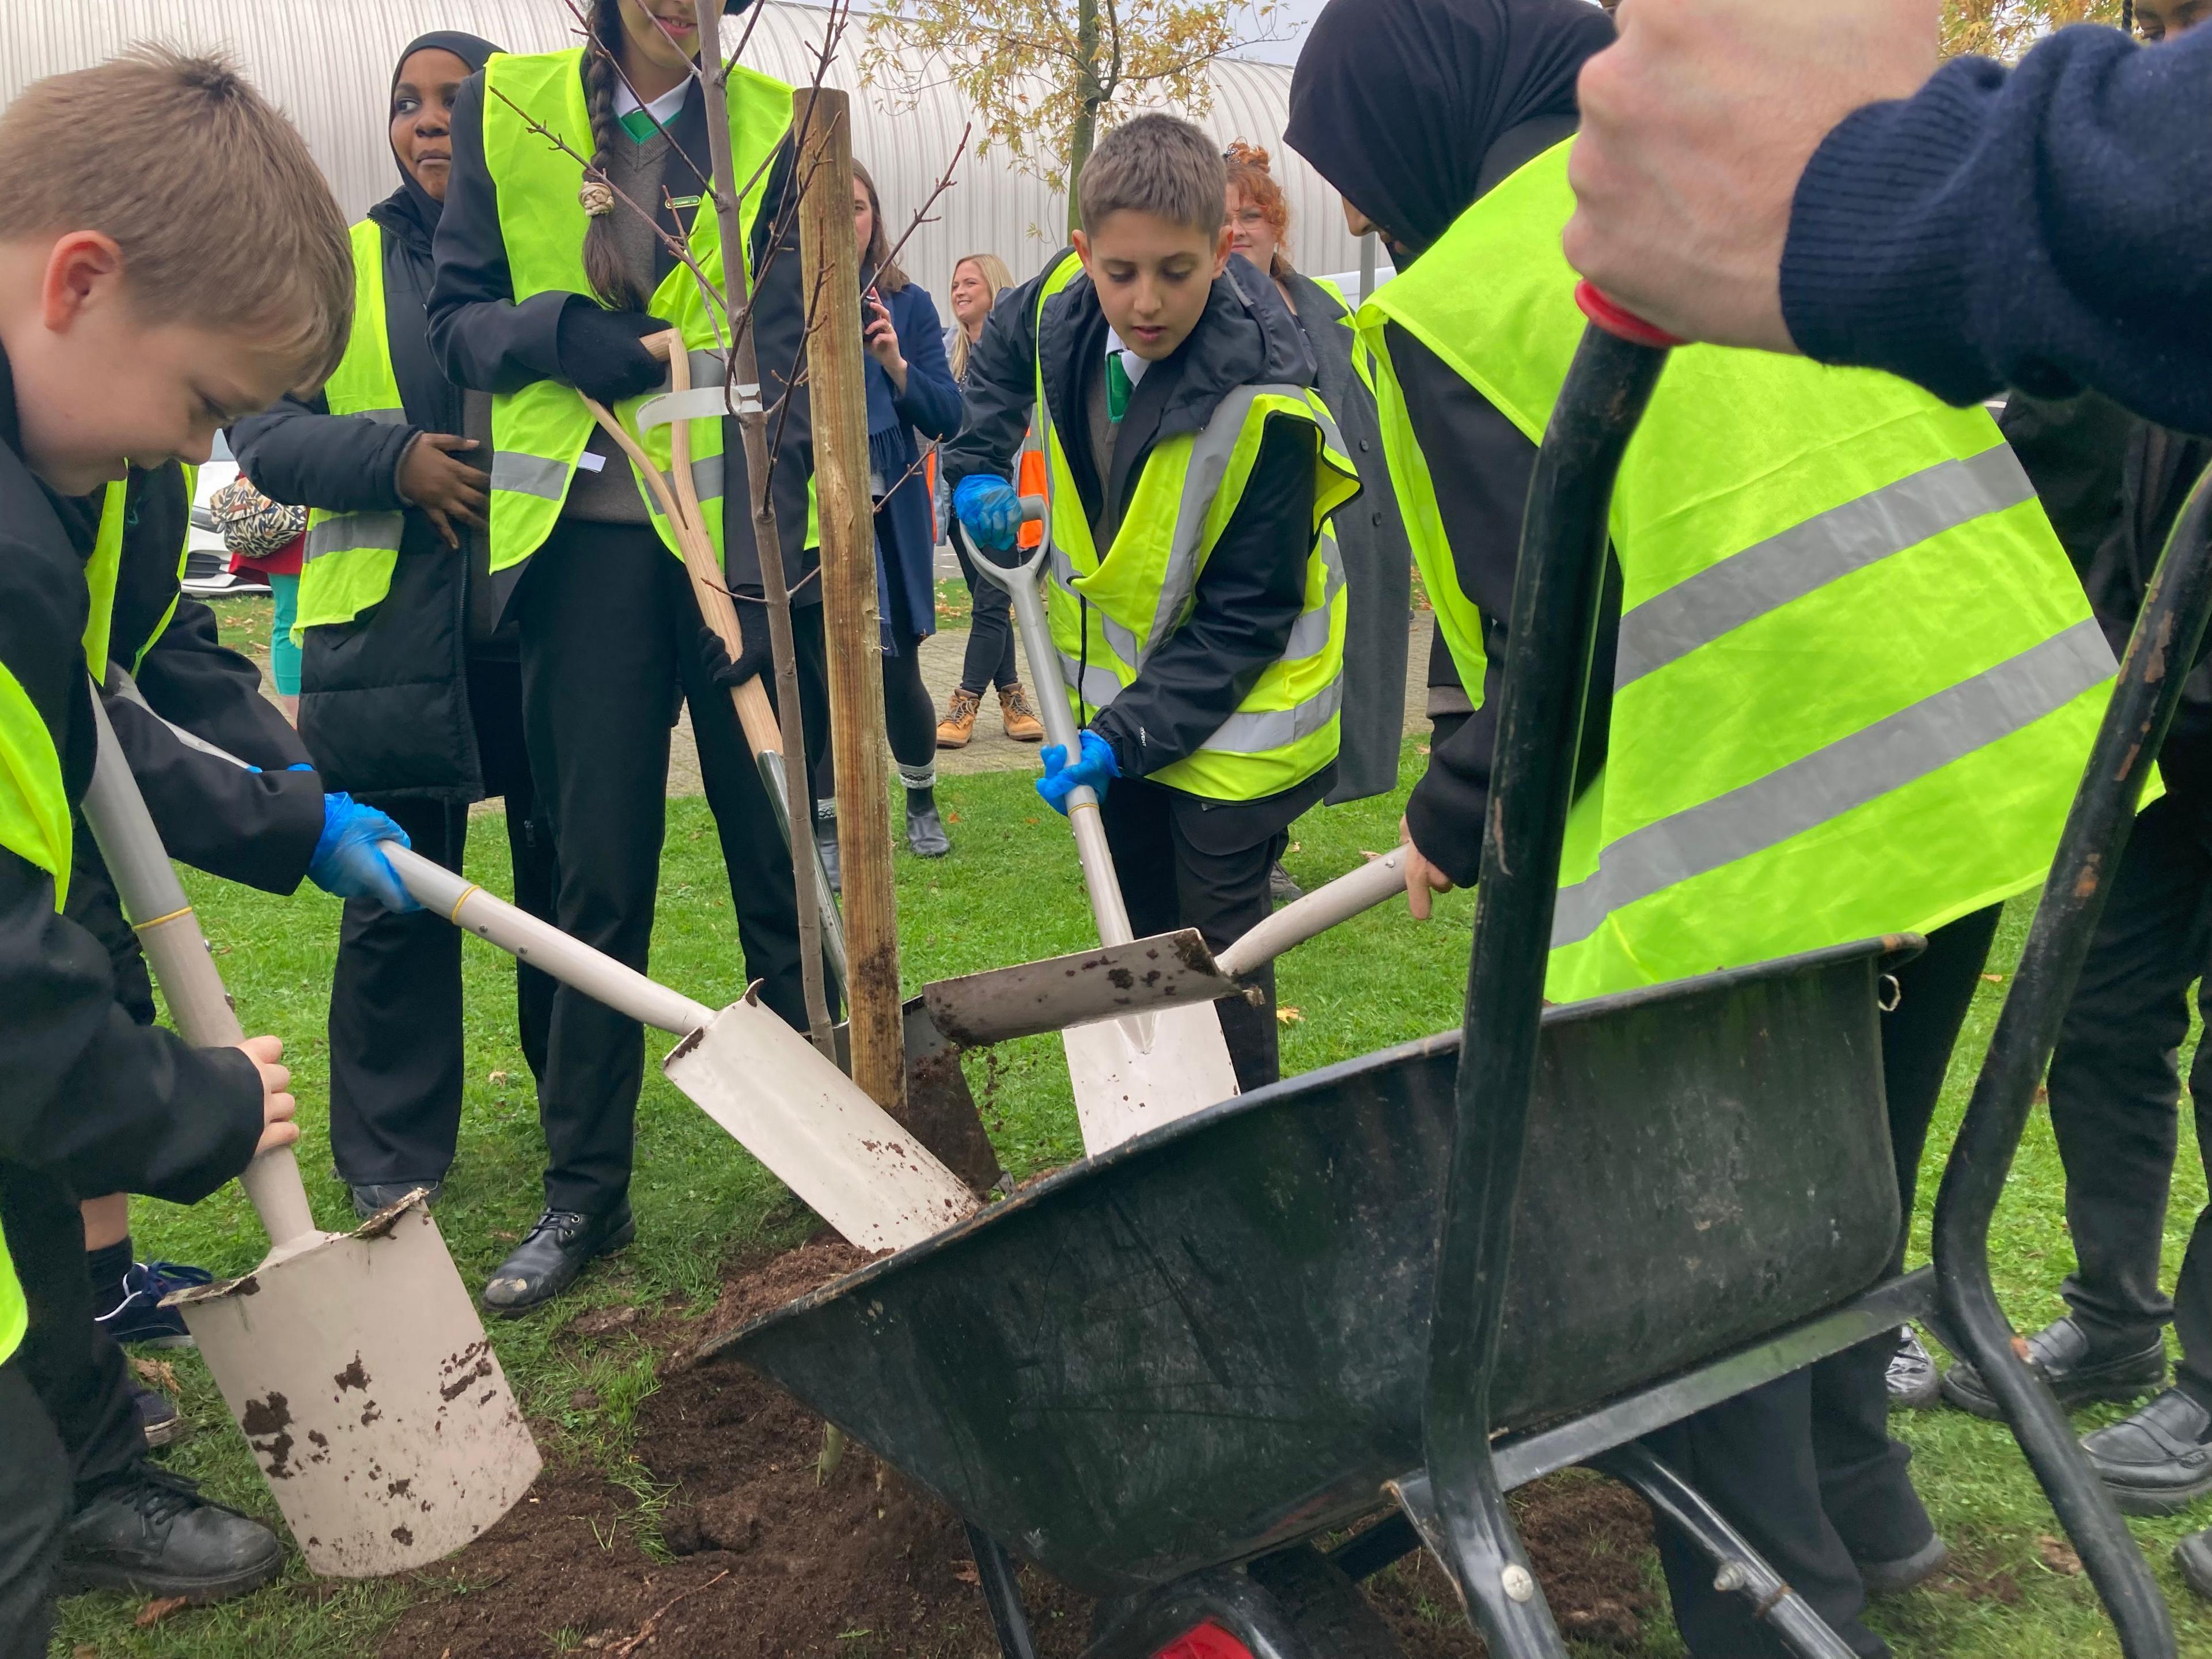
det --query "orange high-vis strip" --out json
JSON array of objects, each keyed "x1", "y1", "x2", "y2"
[{"x1": 1017, "y1": 445, "x2": 1048, "y2": 550}]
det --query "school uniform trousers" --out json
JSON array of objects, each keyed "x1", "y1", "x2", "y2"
[
  {"x1": 513, "y1": 517, "x2": 828, "y2": 1217},
  {"x1": 327, "y1": 657, "x2": 560, "y2": 1188},
  {"x1": 1643, "y1": 904, "x2": 2001, "y2": 1659}
]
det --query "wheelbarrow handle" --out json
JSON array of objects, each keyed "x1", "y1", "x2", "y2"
[
  {"x1": 1571, "y1": 281, "x2": 1685, "y2": 349},
  {"x1": 78, "y1": 689, "x2": 323, "y2": 1255}
]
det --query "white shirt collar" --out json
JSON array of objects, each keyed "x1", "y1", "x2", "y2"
[
  {"x1": 612, "y1": 78, "x2": 691, "y2": 127},
  {"x1": 1104, "y1": 328, "x2": 1151, "y2": 388}
]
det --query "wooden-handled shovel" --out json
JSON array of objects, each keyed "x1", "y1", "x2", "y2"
[{"x1": 78, "y1": 692, "x2": 540, "y2": 1578}]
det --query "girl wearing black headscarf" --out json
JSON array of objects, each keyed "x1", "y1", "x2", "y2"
[
  {"x1": 230, "y1": 29, "x2": 561, "y2": 1226},
  {"x1": 1287, "y1": 6, "x2": 1940, "y2": 1659}
]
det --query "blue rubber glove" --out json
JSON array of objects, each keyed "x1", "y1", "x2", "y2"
[
  {"x1": 1036, "y1": 730, "x2": 1120, "y2": 815},
  {"x1": 953, "y1": 475, "x2": 1023, "y2": 554},
  {"x1": 308, "y1": 793, "x2": 419, "y2": 913}
]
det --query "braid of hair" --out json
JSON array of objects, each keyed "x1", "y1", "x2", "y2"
[{"x1": 579, "y1": 0, "x2": 645, "y2": 311}]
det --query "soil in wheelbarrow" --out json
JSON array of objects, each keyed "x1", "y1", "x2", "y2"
[{"x1": 377, "y1": 1240, "x2": 1661, "y2": 1658}]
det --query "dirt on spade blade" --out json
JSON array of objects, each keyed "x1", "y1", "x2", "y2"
[{"x1": 376, "y1": 1241, "x2": 1661, "y2": 1658}]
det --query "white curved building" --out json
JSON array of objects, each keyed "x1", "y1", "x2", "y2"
[{"x1": 0, "y1": 1, "x2": 1365, "y2": 311}]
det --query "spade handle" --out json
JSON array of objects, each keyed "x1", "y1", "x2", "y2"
[{"x1": 79, "y1": 691, "x2": 320, "y2": 1252}]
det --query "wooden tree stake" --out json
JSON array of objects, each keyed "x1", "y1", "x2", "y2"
[{"x1": 796, "y1": 86, "x2": 905, "y2": 1118}]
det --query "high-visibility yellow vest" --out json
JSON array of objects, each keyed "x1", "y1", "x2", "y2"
[
  {"x1": 84, "y1": 468, "x2": 196, "y2": 677},
  {"x1": 295, "y1": 219, "x2": 408, "y2": 639},
  {"x1": 480, "y1": 48, "x2": 790, "y2": 575},
  {"x1": 0, "y1": 1217, "x2": 22, "y2": 1365},
  {"x1": 1031, "y1": 272, "x2": 1359, "y2": 800},
  {"x1": 0, "y1": 593, "x2": 75, "y2": 1369},
  {"x1": 1364, "y1": 141, "x2": 2113, "y2": 1003}
]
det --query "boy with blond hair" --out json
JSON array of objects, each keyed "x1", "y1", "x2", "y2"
[
  {"x1": 945, "y1": 113, "x2": 1356, "y2": 1092},
  {"x1": 0, "y1": 48, "x2": 353, "y2": 1647}
]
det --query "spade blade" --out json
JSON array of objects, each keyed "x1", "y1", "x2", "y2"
[{"x1": 921, "y1": 929, "x2": 1246, "y2": 1049}]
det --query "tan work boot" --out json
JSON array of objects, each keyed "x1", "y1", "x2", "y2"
[
  {"x1": 999, "y1": 681, "x2": 1046, "y2": 743},
  {"x1": 937, "y1": 687, "x2": 981, "y2": 749}
]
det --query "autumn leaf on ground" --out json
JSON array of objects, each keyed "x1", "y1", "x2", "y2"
[
  {"x1": 136, "y1": 1595, "x2": 190, "y2": 1627},
  {"x1": 1277, "y1": 1006, "x2": 1304, "y2": 1025},
  {"x1": 953, "y1": 1562, "x2": 980, "y2": 1585},
  {"x1": 2035, "y1": 1535, "x2": 2082, "y2": 1577},
  {"x1": 130, "y1": 1355, "x2": 179, "y2": 1395}
]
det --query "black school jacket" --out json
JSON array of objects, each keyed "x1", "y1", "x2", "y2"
[
  {"x1": 942, "y1": 254, "x2": 1336, "y2": 846},
  {"x1": 2002, "y1": 392, "x2": 2212, "y2": 829},
  {"x1": 425, "y1": 69, "x2": 815, "y2": 605},
  {"x1": 60, "y1": 464, "x2": 325, "y2": 991},
  {"x1": 233, "y1": 188, "x2": 498, "y2": 801},
  {"x1": 0, "y1": 361, "x2": 266, "y2": 1206}
]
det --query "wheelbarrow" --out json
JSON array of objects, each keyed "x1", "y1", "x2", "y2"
[{"x1": 694, "y1": 296, "x2": 2207, "y2": 1657}]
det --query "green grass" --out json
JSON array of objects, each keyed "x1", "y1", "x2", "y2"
[{"x1": 46, "y1": 736, "x2": 2212, "y2": 1657}]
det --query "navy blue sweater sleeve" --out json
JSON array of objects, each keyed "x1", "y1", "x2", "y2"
[
  {"x1": 1782, "y1": 24, "x2": 2212, "y2": 434},
  {"x1": 889, "y1": 285, "x2": 962, "y2": 444}
]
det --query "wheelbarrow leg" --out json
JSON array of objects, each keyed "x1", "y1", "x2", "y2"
[
  {"x1": 1929, "y1": 468, "x2": 2212, "y2": 1659},
  {"x1": 1593, "y1": 1444, "x2": 1855, "y2": 1659},
  {"x1": 966, "y1": 1524, "x2": 1040, "y2": 1659},
  {"x1": 1421, "y1": 312, "x2": 1672, "y2": 1659}
]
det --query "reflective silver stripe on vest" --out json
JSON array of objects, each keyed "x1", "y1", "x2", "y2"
[
  {"x1": 1201, "y1": 676, "x2": 1344, "y2": 753},
  {"x1": 1552, "y1": 617, "x2": 2116, "y2": 948},
  {"x1": 689, "y1": 452, "x2": 724, "y2": 505},
  {"x1": 492, "y1": 452, "x2": 570, "y2": 501},
  {"x1": 1056, "y1": 653, "x2": 1127, "y2": 712},
  {"x1": 350, "y1": 407, "x2": 408, "y2": 426},
  {"x1": 1615, "y1": 447, "x2": 2036, "y2": 688},
  {"x1": 1280, "y1": 535, "x2": 1347, "y2": 663},
  {"x1": 305, "y1": 512, "x2": 406, "y2": 560}
]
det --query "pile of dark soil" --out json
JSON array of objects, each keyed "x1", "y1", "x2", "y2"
[{"x1": 377, "y1": 1243, "x2": 1658, "y2": 1658}]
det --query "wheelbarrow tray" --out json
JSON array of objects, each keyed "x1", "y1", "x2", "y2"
[{"x1": 704, "y1": 937, "x2": 1907, "y2": 1598}]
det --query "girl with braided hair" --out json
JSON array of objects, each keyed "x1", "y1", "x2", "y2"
[{"x1": 427, "y1": 0, "x2": 826, "y2": 1315}]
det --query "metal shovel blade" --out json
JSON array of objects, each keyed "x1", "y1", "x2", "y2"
[
  {"x1": 172, "y1": 1195, "x2": 540, "y2": 1578},
  {"x1": 921, "y1": 929, "x2": 1245, "y2": 1048},
  {"x1": 1063, "y1": 1002, "x2": 1243, "y2": 1153},
  {"x1": 665, "y1": 995, "x2": 981, "y2": 1251}
]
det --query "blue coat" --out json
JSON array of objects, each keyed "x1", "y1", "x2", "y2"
[{"x1": 868, "y1": 280, "x2": 961, "y2": 644}]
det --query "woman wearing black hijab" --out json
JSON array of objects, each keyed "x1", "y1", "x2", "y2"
[
  {"x1": 230, "y1": 29, "x2": 559, "y2": 1223},
  {"x1": 1286, "y1": 5, "x2": 1964, "y2": 1658}
]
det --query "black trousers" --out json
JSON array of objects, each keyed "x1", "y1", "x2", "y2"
[
  {"x1": 1645, "y1": 905, "x2": 2002, "y2": 1659},
  {"x1": 954, "y1": 539, "x2": 1018, "y2": 696},
  {"x1": 813, "y1": 631, "x2": 938, "y2": 803},
  {"x1": 1, "y1": 1166, "x2": 145, "y2": 1500},
  {"x1": 0, "y1": 1356, "x2": 69, "y2": 1659},
  {"x1": 1099, "y1": 775, "x2": 1285, "y2": 1092},
  {"x1": 328, "y1": 658, "x2": 559, "y2": 1188},
  {"x1": 514, "y1": 520, "x2": 824, "y2": 1215},
  {"x1": 2047, "y1": 793, "x2": 2212, "y2": 1392}
]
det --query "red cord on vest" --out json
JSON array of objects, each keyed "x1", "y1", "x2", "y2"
[{"x1": 1574, "y1": 281, "x2": 1684, "y2": 349}]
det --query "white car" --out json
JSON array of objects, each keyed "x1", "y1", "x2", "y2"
[{"x1": 181, "y1": 431, "x2": 267, "y2": 597}]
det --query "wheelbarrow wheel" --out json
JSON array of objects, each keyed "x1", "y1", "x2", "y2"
[
  {"x1": 1248, "y1": 1546, "x2": 1404, "y2": 1658},
  {"x1": 1087, "y1": 1544, "x2": 1405, "y2": 1659}
]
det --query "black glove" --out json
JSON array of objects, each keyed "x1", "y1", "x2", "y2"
[
  {"x1": 555, "y1": 301, "x2": 672, "y2": 405},
  {"x1": 701, "y1": 597, "x2": 774, "y2": 690}
]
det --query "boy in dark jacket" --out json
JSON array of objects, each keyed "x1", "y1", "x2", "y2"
[
  {"x1": 0, "y1": 48, "x2": 355, "y2": 1649},
  {"x1": 945, "y1": 115, "x2": 1355, "y2": 1091}
]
